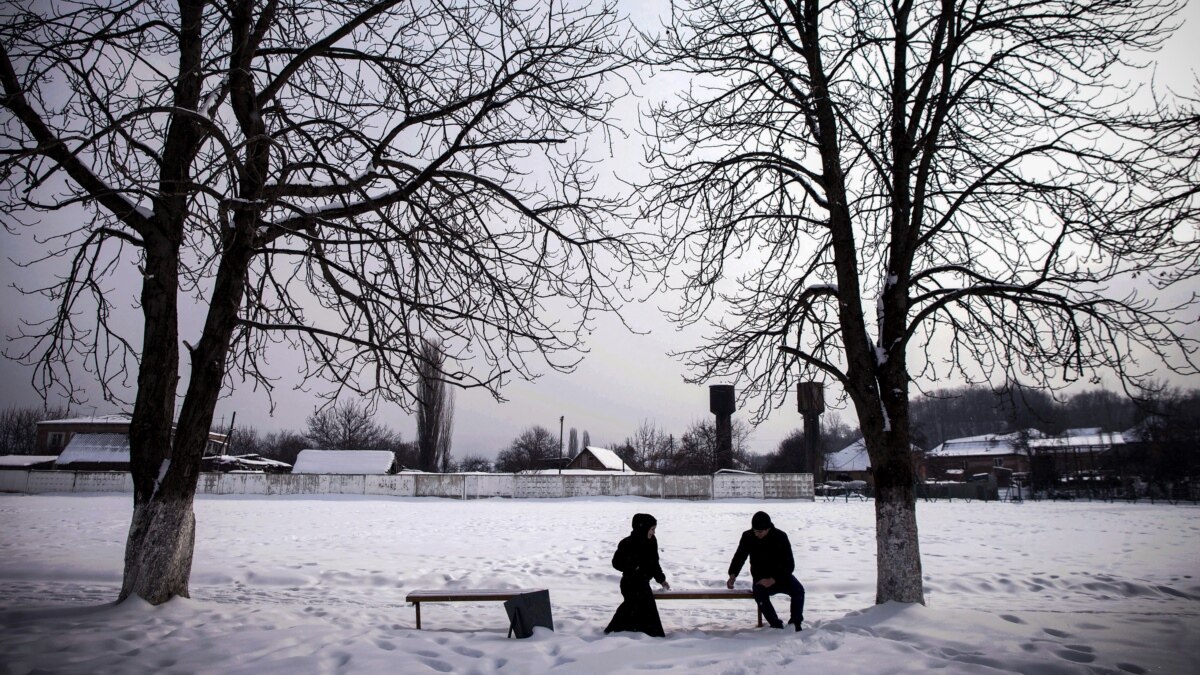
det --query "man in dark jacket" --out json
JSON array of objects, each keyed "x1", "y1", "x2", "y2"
[{"x1": 726, "y1": 511, "x2": 805, "y2": 631}]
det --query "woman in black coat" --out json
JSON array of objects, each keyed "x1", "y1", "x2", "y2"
[{"x1": 604, "y1": 513, "x2": 670, "y2": 637}]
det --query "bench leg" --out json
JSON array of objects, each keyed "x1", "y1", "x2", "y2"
[{"x1": 415, "y1": 602, "x2": 422, "y2": 629}]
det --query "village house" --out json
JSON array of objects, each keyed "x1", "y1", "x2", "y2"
[
  {"x1": 36, "y1": 414, "x2": 229, "y2": 471},
  {"x1": 924, "y1": 428, "x2": 1132, "y2": 488},
  {"x1": 822, "y1": 438, "x2": 925, "y2": 488},
  {"x1": 565, "y1": 446, "x2": 637, "y2": 472}
]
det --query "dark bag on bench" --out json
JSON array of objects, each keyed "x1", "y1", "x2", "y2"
[{"x1": 504, "y1": 590, "x2": 554, "y2": 638}]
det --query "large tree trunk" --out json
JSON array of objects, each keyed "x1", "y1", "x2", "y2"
[
  {"x1": 120, "y1": 495, "x2": 197, "y2": 603},
  {"x1": 873, "y1": 470, "x2": 924, "y2": 604},
  {"x1": 120, "y1": 238, "x2": 186, "y2": 602}
]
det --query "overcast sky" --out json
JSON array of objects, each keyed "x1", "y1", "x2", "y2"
[{"x1": 2, "y1": 0, "x2": 1198, "y2": 461}]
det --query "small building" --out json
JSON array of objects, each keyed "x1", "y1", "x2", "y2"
[
  {"x1": 924, "y1": 431, "x2": 1031, "y2": 482},
  {"x1": 291, "y1": 449, "x2": 397, "y2": 474},
  {"x1": 37, "y1": 413, "x2": 228, "y2": 471},
  {"x1": 824, "y1": 438, "x2": 923, "y2": 487},
  {"x1": 825, "y1": 439, "x2": 872, "y2": 483},
  {"x1": 924, "y1": 428, "x2": 1131, "y2": 488},
  {"x1": 566, "y1": 446, "x2": 637, "y2": 473}
]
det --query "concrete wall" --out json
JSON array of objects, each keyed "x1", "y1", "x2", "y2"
[{"x1": 3, "y1": 470, "x2": 814, "y2": 501}]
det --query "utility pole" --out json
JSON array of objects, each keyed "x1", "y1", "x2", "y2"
[{"x1": 559, "y1": 416, "x2": 564, "y2": 475}]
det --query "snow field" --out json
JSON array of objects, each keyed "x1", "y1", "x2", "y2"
[{"x1": 0, "y1": 494, "x2": 1197, "y2": 674}]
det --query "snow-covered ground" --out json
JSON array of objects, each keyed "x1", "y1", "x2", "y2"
[{"x1": 0, "y1": 494, "x2": 1197, "y2": 674}]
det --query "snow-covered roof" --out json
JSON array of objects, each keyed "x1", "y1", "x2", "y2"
[
  {"x1": 928, "y1": 432, "x2": 1025, "y2": 457},
  {"x1": 291, "y1": 449, "x2": 394, "y2": 474},
  {"x1": 0, "y1": 455, "x2": 58, "y2": 467},
  {"x1": 826, "y1": 439, "x2": 870, "y2": 472},
  {"x1": 929, "y1": 429, "x2": 1126, "y2": 458},
  {"x1": 54, "y1": 433, "x2": 130, "y2": 465},
  {"x1": 581, "y1": 446, "x2": 630, "y2": 471},
  {"x1": 1028, "y1": 433, "x2": 1127, "y2": 452},
  {"x1": 526, "y1": 468, "x2": 658, "y2": 476},
  {"x1": 38, "y1": 414, "x2": 132, "y2": 427},
  {"x1": 207, "y1": 454, "x2": 292, "y2": 469}
]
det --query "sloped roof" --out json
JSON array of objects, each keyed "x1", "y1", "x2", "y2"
[
  {"x1": 292, "y1": 449, "x2": 394, "y2": 474},
  {"x1": 54, "y1": 433, "x2": 130, "y2": 465},
  {"x1": 929, "y1": 429, "x2": 1126, "y2": 458},
  {"x1": 581, "y1": 446, "x2": 629, "y2": 471},
  {"x1": 1028, "y1": 432, "x2": 1127, "y2": 452},
  {"x1": 825, "y1": 438, "x2": 921, "y2": 472},
  {"x1": 38, "y1": 414, "x2": 132, "y2": 427},
  {"x1": 206, "y1": 454, "x2": 292, "y2": 470},
  {"x1": 0, "y1": 455, "x2": 58, "y2": 468},
  {"x1": 826, "y1": 439, "x2": 871, "y2": 472}
]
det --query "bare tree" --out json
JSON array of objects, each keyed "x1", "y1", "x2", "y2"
[
  {"x1": 568, "y1": 427, "x2": 579, "y2": 458},
  {"x1": 674, "y1": 418, "x2": 752, "y2": 474},
  {"x1": 257, "y1": 430, "x2": 309, "y2": 467},
  {"x1": 416, "y1": 337, "x2": 455, "y2": 472},
  {"x1": 305, "y1": 399, "x2": 395, "y2": 450},
  {"x1": 494, "y1": 425, "x2": 559, "y2": 473},
  {"x1": 644, "y1": 0, "x2": 1198, "y2": 604},
  {"x1": 0, "y1": 405, "x2": 67, "y2": 455},
  {"x1": 1, "y1": 0, "x2": 634, "y2": 604},
  {"x1": 455, "y1": 454, "x2": 493, "y2": 473},
  {"x1": 623, "y1": 419, "x2": 675, "y2": 472}
]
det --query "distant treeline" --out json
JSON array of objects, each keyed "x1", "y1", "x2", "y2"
[{"x1": 4, "y1": 385, "x2": 1198, "y2": 475}]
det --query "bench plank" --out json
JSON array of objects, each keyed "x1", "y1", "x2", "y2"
[
  {"x1": 653, "y1": 588, "x2": 762, "y2": 627},
  {"x1": 406, "y1": 588, "x2": 548, "y2": 629}
]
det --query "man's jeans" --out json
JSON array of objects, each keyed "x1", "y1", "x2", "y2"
[{"x1": 753, "y1": 575, "x2": 805, "y2": 627}]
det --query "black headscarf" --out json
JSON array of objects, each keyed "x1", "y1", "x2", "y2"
[{"x1": 631, "y1": 513, "x2": 657, "y2": 534}]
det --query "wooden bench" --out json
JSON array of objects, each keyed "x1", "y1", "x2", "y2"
[
  {"x1": 405, "y1": 589, "x2": 548, "y2": 630},
  {"x1": 653, "y1": 588, "x2": 763, "y2": 626}
]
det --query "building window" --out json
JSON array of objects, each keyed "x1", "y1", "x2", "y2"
[
  {"x1": 993, "y1": 458, "x2": 1003, "y2": 468},
  {"x1": 47, "y1": 432, "x2": 66, "y2": 450}
]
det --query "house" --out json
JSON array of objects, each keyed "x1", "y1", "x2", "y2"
[
  {"x1": 36, "y1": 414, "x2": 134, "y2": 454},
  {"x1": 924, "y1": 428, "x2": 1130, "y2": 488},
  {"x1": 291, "y1": 449, "x2": 397, "y2": 474},
  {"x1": 38, "y1": 414, "x2": 229, "y2": 471},
  {"x1": 566, "y1": 446, "x2": 637, "y2": 473},
  {"x1": 924, "y1": 431, "x2": 1032, "y2": 483},
  {"x1": 824, "y1": 439, "x2": 872, "y2": 483},
  {"x1": 823, "y1": 438, "x2": 924, "y2": 487}
]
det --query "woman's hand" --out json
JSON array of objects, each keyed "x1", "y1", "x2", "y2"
[{"x1": 660, "y1": 580, "x2": 671, "y2": 590}]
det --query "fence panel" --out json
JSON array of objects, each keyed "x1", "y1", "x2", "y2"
[{"x1": 713, "y1": 474, "x2": 765, "y2": 499}]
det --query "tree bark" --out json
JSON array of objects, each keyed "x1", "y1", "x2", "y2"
[
  {"x1": 120, "y1": 496, "x2": 197, "y2": 604},
  {"x1": 871, "y1": 432, "x2": 924, "y2": 604}
]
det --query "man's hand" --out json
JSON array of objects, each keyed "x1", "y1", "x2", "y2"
[
  {"x1": 660, "y1": 580, "x2": 671, "y2": 591},
  {"x1": 726, "y1": 576, "x2": 736, "y2": 590},
  {"x1": 757, "y1": 577, "x2": 776, "y2": 588}
]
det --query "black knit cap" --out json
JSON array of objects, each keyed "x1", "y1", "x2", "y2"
[
  {"x1": 751, "y1": 511, "x2": 773, "y2": 530},
  {"x1": 632, "y1": 513, "x2": 658, "y2": 532}
]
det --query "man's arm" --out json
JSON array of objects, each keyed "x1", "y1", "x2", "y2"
[{"x1": 726, "y1": 531, "x2": 750, "y2": 587}]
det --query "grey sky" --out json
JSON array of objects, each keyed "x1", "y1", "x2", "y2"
[{"x1": 2, "y1": 0, "x2": 1198, "y2": 461}]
